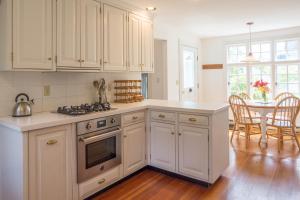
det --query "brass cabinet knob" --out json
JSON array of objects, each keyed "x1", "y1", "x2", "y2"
[
  {"x1": 47, "y1": 139, "x2": 58, "y2": 145},
  {"x1": 48, "y1": 57, "x2": 52, "y2": 61},
  {"x1": 124, "y1": 135, "x2": 127, "y2": 138},
  {"x1": 179, "y1": 133, "x2": 182, "y2": 136},
  {"x1": 171, "y1": 132, "x2": 175, "y2": 135},
  {"x1": 158, "y1": 114, "x2": 165, "y2": 118},
  {"x1": 189, "y1": 118, "x2": 197, "y2": 122},
  {"x1": 132, "y1": 116, "x2": 138, "y2": 120},
  {"x1": 98, "y1": 178, "x2": 106, "y2": 184}
]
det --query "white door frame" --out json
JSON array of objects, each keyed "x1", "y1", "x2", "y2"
[{"x1": 179, "y1": 43, "x2": 199, "y2": 102}]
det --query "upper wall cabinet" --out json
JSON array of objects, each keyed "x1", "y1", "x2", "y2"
[
  {"x1": 57, "y1": 0, "x2": 101, "y2": 71},
  {"x1": 103, "y1": 4, "x2": 127, "y2": 72},
  {"x1": 56, "y1": 0, "x2": 81, "y2": 68},
  {"x1": 128, "y1": 14, "x2": 154, "y2": 73},
  {"x1": 13, "y1": 0, "x2": 55, "y2": 70},
  {"x1": 0, "y1": 0, "x2": 12, "y2": 70},
  {"x1": 141, "y1": 19, "x2": 154, "y2": 72}
]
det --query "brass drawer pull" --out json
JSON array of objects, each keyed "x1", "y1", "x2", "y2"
[
  {"x1": 158, "y1": 114, "x2": 165, "y2": 118},
  {"x1": 189, "y1": 118, "x2": 197, "y2": 122},
  {"x1": 171, "y1": 132, "x2": 175, "y2": 135},
  {"x1": 98, "y1": 178, "x2": 106, "y2": 184},
  {"x1": 132, "y1": 116, "x2": 138, "y2": 120},
  {"x1": 47, "y1": 139, "x2": 58, "y2": 145}
]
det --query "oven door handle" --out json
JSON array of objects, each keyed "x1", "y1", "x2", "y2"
[{"x1": 79, "y1": 128, "x2": 122, "y2": 144}]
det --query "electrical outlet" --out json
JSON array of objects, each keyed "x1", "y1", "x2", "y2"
[{"x1": 44, "y1": 85, "x2": 50, "y2": 97}]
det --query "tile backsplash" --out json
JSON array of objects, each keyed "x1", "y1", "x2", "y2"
[{"x1": 0, "y1": 72, "x2": 141, "y2": 117}]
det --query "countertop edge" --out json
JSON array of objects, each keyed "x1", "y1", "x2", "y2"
[{"x1": 0, "y1": 102, "x2": 229, "y2": 132}]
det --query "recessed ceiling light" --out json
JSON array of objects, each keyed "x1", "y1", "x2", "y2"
[{"x1": 146, "y1": 6, "x2": 156, "y2": 11}]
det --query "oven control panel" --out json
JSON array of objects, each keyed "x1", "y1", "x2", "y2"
[{"x1": 77, "y1": 115, "x2": 121, "y2": 135}]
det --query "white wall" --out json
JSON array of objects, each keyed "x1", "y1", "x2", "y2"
[
  {"x1": 0, "y1": 72, "x2": 141, "y2": 117},
  {"x1": 154, "y1": 23, "x2": 203, "y2": 102},
  {"x1": 201, "y1": 26, "x2": 300, "y2": 103}
]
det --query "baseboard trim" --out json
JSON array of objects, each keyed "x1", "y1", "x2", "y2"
[{"x1": 85, "y1": 165, "x2": 210, "y2": 199}]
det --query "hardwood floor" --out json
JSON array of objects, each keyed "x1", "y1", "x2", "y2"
[{"x1": 92, "y1": 133, "x2": 300, "y2": 200}]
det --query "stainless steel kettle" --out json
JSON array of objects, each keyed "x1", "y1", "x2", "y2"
[{"x1": 12, "y1": 93, "x2": 34, "y2": 117}]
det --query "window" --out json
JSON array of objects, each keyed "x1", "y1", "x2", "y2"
[
  {"x1": 275, "y1": 39, "x2": 299, "y2": 61},
  {"x1": 227, "y1": 38, "x2": 300, "y2": 99},
  {"x1": 276, "y1": 64, "x2": 300, "y2": 97},
  {"x1": 228, "y1": 66, "x2": 247, "y2": 95},
  {"x1": 227, "y1": 45, "x2": 247, "y2": 64}
]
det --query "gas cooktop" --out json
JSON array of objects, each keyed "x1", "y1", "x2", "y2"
[{"x1": 57, "y1": 102, "x2": 113, "y2": 116}]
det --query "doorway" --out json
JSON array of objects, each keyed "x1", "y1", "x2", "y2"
[{"x1": 180, "y1": 45, "x2": 198, "y2": 103}]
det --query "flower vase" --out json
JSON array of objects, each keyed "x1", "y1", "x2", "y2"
[{"x1": 262, "y1": 92, "x2": 267, "y2": 103}]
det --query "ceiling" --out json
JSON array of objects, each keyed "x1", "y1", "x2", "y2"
[{"x1": 121, "y1": 0, "x2": 300, "y2": 38}]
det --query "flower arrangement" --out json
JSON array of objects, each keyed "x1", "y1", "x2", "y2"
[{"x1": 253, "y1": 80, "x2": 270, "y2": 102}]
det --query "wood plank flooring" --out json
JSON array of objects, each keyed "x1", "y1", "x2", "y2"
[{"x1": 92, "y1": 133, "x2": 300, "y2": 200}]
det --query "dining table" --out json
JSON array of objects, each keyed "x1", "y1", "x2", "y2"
[{"x1": 245, "y1": 100, "x2": 277, "y2": 148}]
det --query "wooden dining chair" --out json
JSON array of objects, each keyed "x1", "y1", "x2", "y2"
[
  {"x1": 229, "y1": 95, "x2": 261, "y2": 147},
  {"x1": 274, "y1": 92, "x2": 294, "y2": 102},
  {"x1": 239, "y1": 92, "x2": 251, "y2": 100},
  {"x1": 266, "y1": 96, "x2": 300, "y2": 152}
]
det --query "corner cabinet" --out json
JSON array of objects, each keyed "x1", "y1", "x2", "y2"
[
  {"x1": 103, "y1": 4, "x2": 127, "y2": 72},
  {"x1": 28, "y1": 125, "x2": 73, "y2": 200},
  {"x1": 12, "y1": 0, "x2": 55, "y2": 70}
]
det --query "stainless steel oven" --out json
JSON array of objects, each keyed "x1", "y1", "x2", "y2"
[{"x1": 77, "y1": 115, "x2": 121, "y2": 183}]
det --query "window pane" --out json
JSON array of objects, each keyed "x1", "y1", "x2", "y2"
[
  {"x1": 228, "y1": 66, "x2": 247, "y2": 95},
  {"x1": 275, "y1": 64, "x2": 300, "y2": 96},
  {"x1": 250, "y1": 65, "x2": 272, "y2": 100},
  {"x1": 227, "y1": 45, "x2": 247, "y2": 63},
  {"x1": 275, "y1": 40, "x2": 299, "y2": 61},
  {"x1": 183, "y1": 50, "x2": 195, "y2": 88},
  {"x1": 251, "y1": 42, "x2": 271, "y2": 62}
]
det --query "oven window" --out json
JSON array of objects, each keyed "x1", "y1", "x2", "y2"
[{"x1": 85, "y1": 136, "x2": 116, "y2": 169}]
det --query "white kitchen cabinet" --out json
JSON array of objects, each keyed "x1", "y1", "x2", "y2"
[
  {"x1": 178, "y1": 125, "x2": 209, "y2": 181},
  {"x1": 141, "y1": 19, "x2": 154, "y2": 72},
  {"x1": 123, "y1": 122, "x2": 146, "y2": 176},
  {"x1": 150, "y1": 122, "x2": 176, "y2": 172},
  {"x1": 13, "y1": 0, "x2": 55, "y2": 70},
  {"x1": 57, "y1": 0, "x2": 81, "y2": 68},
  {"x1": 28, "y1": 125, "x2": 73, "y2": 200},
  {"x1": 0, "y1": 0, "x2": 12, "y2": 70},
  {"x1": 128, "y1": 14, "x2": 142, "y2": 72},
  {"x1": 57, "y1": 0, "x2": 101, "y2": 70},
  {"x1": 80, "y1": 0, "x2": 101, "y2": 68},
  {"x1": 103, "y1": 4, "x2": 127, "y2": 72},
  {"x1": 128, "y1": 14, "x2": 154, "y2": 72}
]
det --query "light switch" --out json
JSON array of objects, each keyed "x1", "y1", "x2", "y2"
[{"x1": 44, "y1": 85, "x2": 50, "y2": 96}]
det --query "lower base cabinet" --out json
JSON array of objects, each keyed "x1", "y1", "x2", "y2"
[
  {"x1": 28, "y1": 125, "x2": 73, "y2": 200},
  {"x1": 178, "y1": 125, "x2": 209, "y2": 181},
  {"x1": 123, "y1": 122, "x2": 146, "y2": 176},
  {"x1": 150, "y1": 122, "x2": 176, "y2": 172}
]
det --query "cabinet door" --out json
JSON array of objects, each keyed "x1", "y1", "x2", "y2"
[
  {"x1": 141, "y1": 20, "x2": 154, "y2": 72},
  {"x1": 57, "y1": 0, "x2": 81, "y2": 67},
  {"x1": 123, "y1": 122, "x2": 146, "y2": 176},
  {"x1": 178, "y1": 126, "x2": 209, "y2": 180},
  {"x1": 13, "y1": 0, "x2": 55, "y2": 70},
  {"x1": 81, "y1": 0, "x2": 101, "y2": 69},
  {"x1": 128, "y1": 14, "x2": 142, "y2": 72},
  {"x1": 28, "y1": 125, "x2": 73, "y2": 200},
  {"x1": 150, "y1": 122, "x2": 176, "y2": 172},
  {"x1": 103, "y1": 4, "x2": 127, "y2": 71}
]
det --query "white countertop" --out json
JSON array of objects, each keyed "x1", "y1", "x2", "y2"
[{"x1": 0, "y1": 99, "x2": 229, "y2": 132}]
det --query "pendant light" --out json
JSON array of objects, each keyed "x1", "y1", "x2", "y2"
[{"x1": 241, "y1": 22, "x2": 260, "y2": 64}]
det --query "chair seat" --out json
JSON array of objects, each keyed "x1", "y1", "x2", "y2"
[{"x1": 267, "y1": 119, "x2": 292, "y2": 128}]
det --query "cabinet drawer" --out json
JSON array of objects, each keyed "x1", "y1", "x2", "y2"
[
  {"x1": 179, "y1": 114, "x2": 209, "y2": 126},
  {"x1": 123, "y1": 111, "x2": 145, "y2": 125},
  {"x1": 151, "y1": 111, "x2": 176, "y2": 122},
  {"x1": 79, "y1": 166, "x2": 121, "y2": 199}
]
